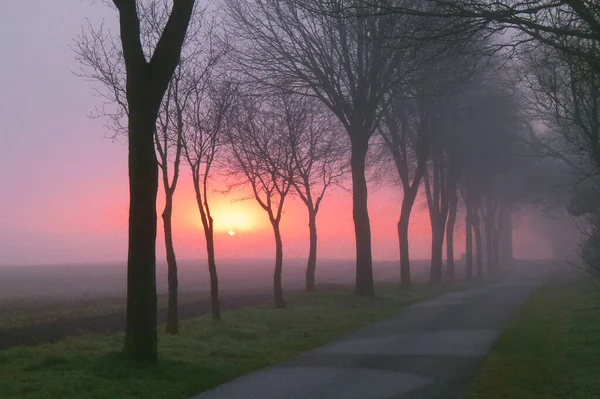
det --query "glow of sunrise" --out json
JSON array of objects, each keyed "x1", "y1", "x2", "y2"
[{"x1": 210, "y1": 204, "x2": 260, "y2": 233}]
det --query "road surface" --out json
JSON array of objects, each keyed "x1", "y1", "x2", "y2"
[{"x1": 192, "y1": 264, "x2": 555, "y2": 399}]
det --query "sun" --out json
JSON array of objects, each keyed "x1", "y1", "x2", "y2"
[
  {"x1": 186, "y1": 198, "x2": 266, "y2": 234},
  {"x1": 212, "y1": 206, "x2": 258, "y2": 233}
]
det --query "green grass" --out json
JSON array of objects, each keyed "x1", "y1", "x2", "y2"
[
  {"x1": 465, "y1": 279, "x2": 600, "y2": 399},
  {"x1": 0, "y1": 283, "x2": 459, "y2": 399}
]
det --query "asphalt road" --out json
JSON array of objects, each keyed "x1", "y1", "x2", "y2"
[{"x1": 192, "y1": 263, "x2": 555, "y2": 399}]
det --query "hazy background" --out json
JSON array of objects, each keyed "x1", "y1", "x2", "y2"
[{"x1": 0, "y1": 1, "x2": 553, "y2": 270}]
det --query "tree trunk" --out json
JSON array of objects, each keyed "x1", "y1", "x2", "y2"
[
  {"x1": 205, "y1": 227, "x2": 221, "y2": 320},
  {"x1": 429, "y1": 223, "x2": 444, "y2": 284},
  {"x1": 192, "y1": 177, "x2": 221, "y2": 321},
  {"x1": 398, "y1": 186, "x2": 420, "y2": 288},
  {"x1": 123, "y1": 111, "x2": 159, "y2": 363},
  {"x1": 272, "y1": 220, "x2": 286, "y2": 308},
  {"x1": 493, "y1": 223, "x2": 501, "y2": 272},
  {"x1": 162, "y1": 193, "x2": 179, "y2": 334},
  {"x1": 446, "y1": 188, "x2": 458, "y2": 282},
  {"x1": 484, "y1": 199, "x2": 495, "y2": 275},
  {"x1": 424, "y1": 152, "x2": 449, "y2": 286},
  {"x1": 350, "y1": 140, "x2": 375, "y2": 297},
  {"x1": 504, "y1": 211, "x2": 514, "y2": 264},
  {"x1": 499, "y1": 204, "x2": 514, "y2": 267},
  {"x1": 398, "y1": 217, "x2": 411, "y2": 288},
  {"x1": 305, "y1": 211, "x2": 318, "y2": 292},
  {"x1": 115, "y1": 0, "x2": 196, "y2": 363},
  {"x1": 465, "y1": 207, "x2": 473, "y2": 281},
  {"x1": 473, "y1": 212, "x2": 483, "y2": 280}
]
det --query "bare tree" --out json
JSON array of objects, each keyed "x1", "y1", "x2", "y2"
[
  {"x1": 445, "y1": 164, "x2": 459, "y2": 281},
  {"x1": 523, "y1": 43, "x2": 600, "y2": 172},
  {"x1": 152, "y1": 3, "x2": 209, "y2": 334},
  {"x1": 74, "y1": 2, "x2": 207, "y2": 337},
  {"x1": 224, "y1": 0, "x2": 405, "y2": 297},
  {"x1": 416, "y1": 51, "x2": 477, "y2": 284},
  {"x1": 182, "y1": 76, "x2": 235, "y2": 320},
  {"x1": 423, "y1": 140, "x2": 454, "y2": 284},
  {"x1": 75, "y1": 0, "x2": 196, "y2": 362},
  {"x1": 456, "y1": 81, "x2": 526, "y2": 278},
  {"x1": 155, "y1": 79, "x2": 185, "y2": 334},
  {"x1": 377, "y1": 93, "x2": 429, "y2": 287},
  {"x1": 225, "y1": 93, "x2": 295, "y2": 308},
  {"x1": 285, "y1": 97, "x2": 348, "y2": 292},
  {"x1": 519, "y1": 39, "x2": 600, "y2": 275},
  {"x1": 363, "y1": 1, "x2": 600, "y2": 74}
]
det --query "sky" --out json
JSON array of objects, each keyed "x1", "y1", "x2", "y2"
[{"x1": 0, "y1": 1, "x2": 553, "y2": 266}]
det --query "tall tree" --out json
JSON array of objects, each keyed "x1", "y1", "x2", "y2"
[
  {"x1": 109, "y1": 0, "x2": 195, "y2": 361},
  {"x1": 153, "y1": 4, "x2": 209, "y2": 334},
  {"x1": 225, "y1": 0, "x2": 404, "y2": 296},
  {"x1": 423, "y1": 139, "x2": 455, "y2": 284},
  {"x1": 286, "y1": 97, "x2": 348, "y2": 292},
  {"x1": 523, "y1": 42, "x2": 600, "y2": 172},
  {"x1": 182, "y1": 77, "x2": 235, "y2": 320},
  {"x1": 461, "y1": 185, "x2": 475, "y2": 280},
  {"x1": 418, "y1": 54, "x2": 475, "y2": 284},
  {"x1": 225, "y1": 93, "x2": 295, "y2": 308},
  {"x1": 456, "y1": 79, "x2": 526, "y2": 277},
  {"x1": 378, "y1": 92, "x2": 429, "y2": 288},
  {"x1": 445, "y1": 170, "x2": 459, "y2": 281},
  {"x1": 74, "y1": 0, "x2": 194, "y2": 346},
  {"x1": 155, "y1": 78, "x2": 185, "y2": 334}
]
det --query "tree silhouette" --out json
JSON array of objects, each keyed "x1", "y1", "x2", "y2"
[
  {"x1": 182, "y1": 76, "x2": 235, "y2": 320},
  {"x1": 225, "y1": 92, "x2": 296, "y2": 308},
  {"x1": 108, "y1": 0, "x2": 195, "y2": 362},
  {"x1": 225, "y1": 0, "x2": 405, "y2": 297},
  {"x1": 285, "y1": 96, "x2": 348, "y2": 291},
  {"x1": 73, "y1": 1, "x2": 203, "y2": 338}
]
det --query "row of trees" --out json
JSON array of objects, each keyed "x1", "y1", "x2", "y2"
[
  {"x1": 78, "y1": 0, "x2": 592, "y2": 362},
  {"x1": 75, "y1": 1, "x2": 347, "y2": 339}
]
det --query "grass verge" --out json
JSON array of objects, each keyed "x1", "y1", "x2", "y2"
[
  {"x1": 0, "y1": 283, "x2": 459, "y2": 399},
  {"x1": 464, "y1": 278, "x2": 600, "y2": 399}
]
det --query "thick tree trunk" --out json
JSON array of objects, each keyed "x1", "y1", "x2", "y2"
[
  {"x1": 499, "y1": 204, "x2": 514, "y2": 267},
  {"x1": 350, "y1": 141, "x2": 375, "y2": 297},
  {"x1": 446, "y1": 188, "x2": 458, "y2": 282},
  {"x1": 162, "y1": 194, "x2": 179, "y2": 334},
  {"x1": 465, "y1": 207, "x2": 473, "y2": 281},
  {"x1": 273, "y1": 221, "x2": 286, "y2": 308},
  {"x1": 473, "y1": 212, "x2": 484, "y2": 280},
  {"x1": 305, "y1": 211, "x2": 318, "y2": 292},
  {"x1": 398, "y1": 217, "x2": 411, "y2": 288},
  {"x1": 205, "y1": 227, "x2": 221, "y2": 320},
  {"x1": 115, "y1": 0, "x2": 196, "y2": 363},
  {"x1": 425, "y1": 152, "x2": 449, "y2": 286},
  {"x1": 429, "y1": 223, "x2": 444, "y2": 284},
  {"x1": 484, "y1": 200, "x2": 495, "y2": 275},
  {"x1": 398, "y1": 186, "x2": 420, "y2": 288},
  {"x1": 503, "y1": 211, "x2": 514, "y2": 265},
  {"x1": 123, "y1": 112, "x2": 159, "y2": 362},
  {"x1": 492, "y1": 224, "x2": 501, "y2": 272}
]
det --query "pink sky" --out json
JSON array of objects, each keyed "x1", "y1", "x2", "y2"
[{"x1": 0, "y1": 1, "x2": 552, "y2": 266}]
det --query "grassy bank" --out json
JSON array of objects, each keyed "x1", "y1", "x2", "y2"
[
  {"x1": 465, "y1": 279, "x2": 600, "y2": 399},
  {"x1": 0, "y1": 283, "x2": 458, "y2": 399}
]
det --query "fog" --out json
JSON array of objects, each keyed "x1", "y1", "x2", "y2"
[
  {"x1": 0, "y1": 0, "x2": 590, "y2": 344},
  {"x1": 0, "y1": 259, "x2": 440, "y2": 301}
]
